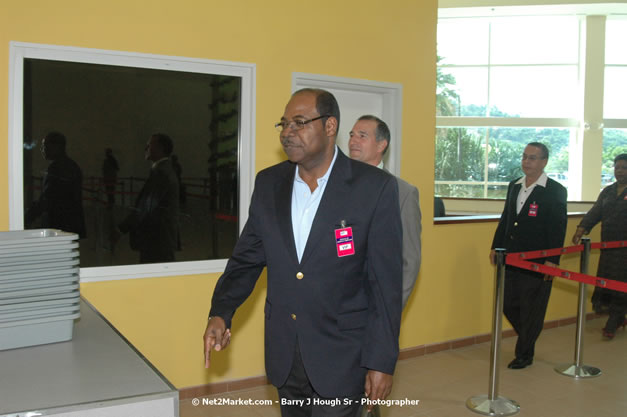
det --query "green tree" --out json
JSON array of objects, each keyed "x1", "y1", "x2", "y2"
[
  {"x1": 602, "y1": 129, "x2": 627, "y2": 175},
  {"x1": 435, "y1": 58, "x2": 485, "y2": 197},
  {"x1": 435, "y1": 128, "x2": 484, "y2": 182},
  {"x1": 488, "y1": 138, "x2": 523, "y2": 181},
  {"x1": 436, "y1": 56, "x2": 459, "y2": 117}
]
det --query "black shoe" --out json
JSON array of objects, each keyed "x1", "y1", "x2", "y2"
[
  {"x1": 507, "y1": 357, "x2": 533, "y2": 369},
  {"x1": 602, "y1": 327, "x2": 615, "y2": 340}
]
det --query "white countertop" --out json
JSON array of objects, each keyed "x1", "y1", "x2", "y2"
[{"x1": 0, "y1": 299, "x2": 177, "y2": 415}]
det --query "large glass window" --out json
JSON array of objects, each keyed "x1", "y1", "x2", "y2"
[
  {"x1": 23, "y1": 59, "x2": 241, "y2": 268},
  {"x1": 604, "y1": 18, "x2": 627, "y2": 119},
  {"x1": 435, "y1": 126, "x2": 573, "y2": 198},
  {"x1": 603, "y1": 18, "x2": 627, "y2": 189},
  {"x1": 602, "y1": 129, "x2": 627, "y2": 186},
  {"x1": 437, "y1": 11, "x2": 627, "y2": 202},
  {"x1": 10, "y1": 42, "x2": 255, "y2": 281}
]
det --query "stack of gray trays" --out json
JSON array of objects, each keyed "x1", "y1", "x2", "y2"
[{"x1": 0, "y1": 229, "x2": 80, "y2": 350}]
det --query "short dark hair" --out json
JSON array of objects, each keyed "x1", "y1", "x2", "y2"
[
  {"x1": 152, "y1": 133, "x2": 174, "y2": 156},
  {"x1": 357, "y1": 115, "x2": 391, "y2": 154},
  {"x1": 44, "y1": 131, "x2": 67, "y2": 151},
  {"x1": 527, "y1": 142, "x2": 549, "y2": 159},
  {"x1": 614, "y1": 153, "x2": 627, "y2": 164},
  {"x1": 293, "y1": 88, "x2": 340, "y2": 133}
]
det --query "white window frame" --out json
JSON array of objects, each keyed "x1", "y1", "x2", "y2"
[
  {"x1": 8, "y1": 42, "x2": 256, "y2": 282},
  {"x1": 436, "y1": 5, "x2": 627, "y2": 201}
]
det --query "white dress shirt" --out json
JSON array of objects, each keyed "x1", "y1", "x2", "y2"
[
  {"x1": 291, "y1": 146, "x2": 338, "y2": 262},
  {"x1": 515, "y1": 172, "x2": 548, "y2": 215}
]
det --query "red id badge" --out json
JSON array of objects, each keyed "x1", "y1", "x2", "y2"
[
  {"x1": 335, "y1": 227, "x2": 355, "y2": 257},
  {"x1": 528, "y1": 203, "x2": 538, "y2": 217}
]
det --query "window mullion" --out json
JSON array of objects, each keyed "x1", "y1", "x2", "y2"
[{"x1": 575, "y1": 15, "x2": 606, "y2": 201}]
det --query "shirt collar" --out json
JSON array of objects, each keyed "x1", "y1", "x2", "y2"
[
  {"x1": 516, "y1": 172, "x2": 548, "y2": 188},
  {"x1": 152, "y1": 157, "x2": 169, "y2": 169},
  {"x1": 294, "y1": 145, "x2": 338, "y2": 185},
  {"x1": 377, "y1": 161, "x2": 384, "y2": 170}
]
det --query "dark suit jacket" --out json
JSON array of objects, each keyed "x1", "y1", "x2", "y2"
[
  {"x1": 210, "y1": 149, "x2": 403, "y2": 398},
  {"x1": 25, "y1": 155, "x2": 86, "y2": 238},
  {"x1": 119, "y1": 158, "x2": 179, "y2": 261},
  {"x1": 492, "y1": 176, "x2": 567, "y2": 265}
]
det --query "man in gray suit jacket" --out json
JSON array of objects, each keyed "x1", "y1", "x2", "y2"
[
  {"x1": 349, "y1": 115, "x2": 422, "y2": 308},
  {"x1": 204, "y1": 90, "x2": 403, "y2": 417}
]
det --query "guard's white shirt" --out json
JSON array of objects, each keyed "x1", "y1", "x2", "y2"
[{"x1": 515, "y1": 172, "x2": 548, "y2": 215}]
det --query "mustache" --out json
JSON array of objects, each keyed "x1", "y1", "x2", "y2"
[{"x1": 281, "y1": 138, "x2": 298, "y2": 147}]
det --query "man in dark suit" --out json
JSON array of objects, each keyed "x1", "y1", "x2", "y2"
[
  {"x1": 491, "y1": 142, "x2": 567, "y2": 369},
  {"x1": 115, "y1": 133, "x2": 179, "y2": 263},
  {"x1": 203, "y1": 89, "x2": 403, "y2": 416},
  {"x1": 348, "y1": 115, "x2": 421, "y2": 308},
  {"x1": 25, "y1": 131, "x2": 86, "y2": 238}
]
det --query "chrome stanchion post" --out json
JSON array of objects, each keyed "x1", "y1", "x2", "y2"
[
  {"x1": 467, "y1": 249, "x2": 520, "y2": 416},
  {"x1": 555, "y1": 238, "x2": 601, "y2": 378}
]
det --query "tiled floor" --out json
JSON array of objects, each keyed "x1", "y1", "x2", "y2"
[{"x1": 180, "y1": 317, "x2": 626, "y2": 417}]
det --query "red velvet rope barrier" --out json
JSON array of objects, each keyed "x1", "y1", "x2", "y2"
[{"x1": 505, "y1": 241, "x2": 627, "y2": 293}]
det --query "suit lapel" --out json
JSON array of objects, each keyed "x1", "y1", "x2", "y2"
[
  {"x1": 274, "y1": 163, "x2": 298, "y2": 262},
  {"x1": 299, "y1": 151, "x2": 352, "y2": 265},
  {"x1": 510, "y1": 182, "x2": 521, "y2": 219}
]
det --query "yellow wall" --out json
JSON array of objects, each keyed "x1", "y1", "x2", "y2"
[{"x1": 1, "y1": 0, "x2": 599, "y2": 390}]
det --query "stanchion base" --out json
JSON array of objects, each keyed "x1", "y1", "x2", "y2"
[
  {"x1": 554, "y1": 363, "x2": 601, "y2": 378},
  {"x1": 466, "y1": 395, "x2": 520, "y2": 416}
]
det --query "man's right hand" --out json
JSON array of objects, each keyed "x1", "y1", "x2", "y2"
[
  {"x1": 571, "y1": 226, "x2": 586, "y2": 245},
  {"x1": 203, "y1": 316, "x2": 231, "y2": 369}
]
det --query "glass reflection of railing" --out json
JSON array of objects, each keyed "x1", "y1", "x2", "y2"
[{"x1": 28, "y1": 175, "x2": 237, "y2": 210}]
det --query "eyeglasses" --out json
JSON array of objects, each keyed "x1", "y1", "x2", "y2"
[{"x1": 275, "y1": 115, "x2": 329, "y2": 132}]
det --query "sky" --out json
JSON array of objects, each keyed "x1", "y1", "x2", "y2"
[{"x1": 437, "y1": 16, "x2": 627, "y2": 119}]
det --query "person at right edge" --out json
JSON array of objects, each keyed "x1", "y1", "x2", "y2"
[
  {"x1": 490, "y1": 142, "x2": 567, "y2": 370},
  {"x1": 572, "y1": 153, "x2": 627, "y2": 340}
]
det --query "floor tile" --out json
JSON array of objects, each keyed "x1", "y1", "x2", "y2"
[{"x1": 180, "y1": 318, "x2": 627, "y2": 417}]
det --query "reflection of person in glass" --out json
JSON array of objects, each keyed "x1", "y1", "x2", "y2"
[
  {"x1": 114, "y1": 133, "x2": 179, "y2": 263},
  {"x1": 170, "y1": 154, "x2": 186, "y2": 204},
  {"x1": 25, "y1": 131, "x2": 86, "y2": 238},
  {"x1": 102, "y1": 148, "x2": 119, "y2": 208},
  {"x1": 572, "y1": 153, "x2": 627, "y2": 339}
]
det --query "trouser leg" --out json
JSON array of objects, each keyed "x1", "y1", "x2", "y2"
[
  {"x1": 514, "y1": 272, "x2": 552, "y2": 360},
  {"x1": 605, "y1": 289, "x2": 627, "y2": 332},
  {"x1": 591, "y1": 287, "x2": 611, "y2": 314},
  {"x1": 278, "y1": 343, "x2": 313, "y2": 417},
  {"x1": 278, "y1": 343, "x2": 362, "y2": 417},
  {"x1": 503, "y1": 269, "x2": 522, "y2": 335}
]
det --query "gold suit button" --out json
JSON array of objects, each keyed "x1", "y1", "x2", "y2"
[
  {"x1": 291, "y1": 314, "x2": 297, "y2": 320},
  {"x1": 296, "y1": 272, "x2": 304, "y2": 280},
  {"x1": 514, "y1": 222, "x2": 518, "y2": 226}
]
